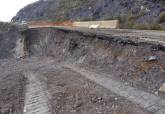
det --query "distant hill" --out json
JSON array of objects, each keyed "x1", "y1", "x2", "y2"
[{"x1": 12, "y1": 0, "x2": 165, "y2": 30}]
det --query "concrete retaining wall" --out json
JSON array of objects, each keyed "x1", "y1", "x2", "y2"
[
  {"x1": 28, "y1": 20, "x2": 119, "y2": 29},
  {"x1": 73, "y1": 20, "x2": 119, "y2": 29}
]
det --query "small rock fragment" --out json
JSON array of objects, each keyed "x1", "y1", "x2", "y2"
[
  {"x1": 159, "y1": 83, "x2": 165, "y2": 92},
  {"x1": 73, "y1": 101, "x2": 82, "y2": 109},
  {"x1": 154, "y1": 91, "x2": 158, "y2": 95},
  {"x1": 145, "y1": 56, "x2": 158, "y2": 62},
  {"x1": 23, "y1": 109, "x2": 27, "y2": 113},
  {"x1": 115, "y1": 97, "x2": 118, "y2": 101}
]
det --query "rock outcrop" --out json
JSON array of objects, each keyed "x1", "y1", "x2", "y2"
[
  {"x1": 0, "y1": 25, "x2": 26, "y2": 59},
  {"x1": 12, "y1": 0, "x2": 165, "y2": 27}
]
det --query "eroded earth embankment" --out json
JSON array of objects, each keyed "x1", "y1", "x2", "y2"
[
  {"x1": 24, "y1": 28, "x2": 165, "y2": 96},
  {"x1": 0, "y1": 27, "x2": 164, "y2": 114}
]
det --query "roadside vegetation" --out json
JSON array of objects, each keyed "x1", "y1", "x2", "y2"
[
  {"x1": 55, "y1": 0, "x2": 165, "y2": 31},
  {"x1": 50, "y1": 0, "x2": 88, "y2": 22},
  {"x1": 118, "y1": 12, "x2": 165, "y2": 30},
  {"x1": 158, "y1": 12, "x2": 165, "y2": 23},
  {"x1": 0, "y1": 22, "x2": 16, "y2": 33},
  {"x1": 0, "y1": 22, "x2": 28, "y2": 33}
]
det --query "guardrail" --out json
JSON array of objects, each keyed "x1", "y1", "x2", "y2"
[{"x1": 73, "y1": 20, "x2": 119, "y2": 29}]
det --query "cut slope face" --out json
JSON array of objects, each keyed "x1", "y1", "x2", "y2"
[
  {"x1": 24, "y1": 28, "x2": 165, "y2": 98},
  {"x1": 0, "y1": 27, "x2": 164, "y2": 114},
  {"x1": 0, "y1": 27, "x2": 25, "y2": 59}
]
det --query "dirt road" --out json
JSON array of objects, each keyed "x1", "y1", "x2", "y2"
[
  {"x1": 24, "y1": 72, "x2": 50, "y2": 114},
  {"x1": 64, "y1": 64, "x2": 165, "y2": 114},
  {"x1": 28, "y1": 26, "x2": 165, "y2": 46},
  {"x1": 0, "y1": 57, "x2": 164, "y2": 114}
]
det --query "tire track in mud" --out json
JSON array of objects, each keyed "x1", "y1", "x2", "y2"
[
  {"x1": 64, "y1": 64, "x2": 165, "y2": 114},
  {"x1": 24, "y1": 72, "x2": 51, "y2": 114}
]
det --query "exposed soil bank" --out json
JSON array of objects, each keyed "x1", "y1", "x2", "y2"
[
  {"x1": 0, "y1": 27, "x2": 25, "y2": 59},
  {"x1": 0, "y1": 27, "x2": 164, "y2": 114},
  {"x1": 24, "y1": 28, "x2": 165, "y2": 97}
]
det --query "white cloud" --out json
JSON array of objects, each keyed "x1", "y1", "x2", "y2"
[{"x1": 0, "y1": 0, "x2": 38, "y2": 22}]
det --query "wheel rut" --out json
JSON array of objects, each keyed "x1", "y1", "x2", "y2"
[
  {"x1": 24, "y1": 72, "x2": 51, "y2": 114},
  {"x1": 64, "y1": 64, "x2": 165, "y2": 114}
]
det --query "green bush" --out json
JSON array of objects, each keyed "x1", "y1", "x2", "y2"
[
  {"x1": 158, "y1": 12, "x2": 165, "y2": 23},
  {"x1": 118, "y1": 11, "x2": 146, "y2": 29},
  {"x1": 149, "y1": 22, "x2": 161, "y2": 30},
  {"x1": 118, "y1": 13, "x2": 164, "y2": 30},
  {"x1": 0, "y1": 22, "x2": 15, "y2": 33},
  {"x1": 132, "y1": 23, "x2": 148, "y2": 30},
  {"x1": 132, "y1": 22, "x2": 162, "y2": 30},
  {"x1": 50, "y1": 0, "x2": 88, "y2": 22},
  {"x1": 60, "y1": 0, "x2": 87, "y2": 15},
  {"x1": 0, "y1": 22, "x2": 28, "y2": 33}
]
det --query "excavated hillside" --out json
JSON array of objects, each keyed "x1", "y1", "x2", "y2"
[
  {"x1": 0, "y1": 26, "x2": 165, "y2": 114},
  {"x1": 24, "y1": 27, "x2": 165, "y2": 96}
]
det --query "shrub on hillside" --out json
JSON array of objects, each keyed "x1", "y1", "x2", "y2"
[
  {"x1": 0, "y1": 22, "x2": 15, "y2": 33},
  {"x1": 132, "y1": 22, "x2": 162, "y2": 30},
  {"x1": 158, "y1": 12, "x2": 165, "y2": 23},
  {"x1": 0, "y1": 22, "x2": 28, "y2": 33},
  {"x1": 149, "y1": 22, "x2": 161, "y2": 30},
  {"x1": 132, "y1": 23, "x2": 148, "y2": 30}
]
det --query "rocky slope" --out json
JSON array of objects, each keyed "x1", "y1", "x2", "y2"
[
  {"x1": 0, "y1": 26, "x2": 165, "y2": 113},
  {"x1": 24, "y1": 28, "x2": 165, "y2": 96},
  {"x1": 1, "y1": 26, "x2": 165, "y2": 93},
  {"x1": 12, "y1": 0, "x2": 165, "y2": 29},
  {"x1": 0, "y1": 23, "x2": 26, "y2": 59}
]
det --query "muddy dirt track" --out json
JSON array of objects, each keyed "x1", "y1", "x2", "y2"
[{"x1": 0, "y1": 27, "x2": 165, "y2": 114}]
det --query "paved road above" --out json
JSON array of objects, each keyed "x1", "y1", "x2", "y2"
[{"x1": 29, "y1": 26, "x2": 165, "y2": 46}]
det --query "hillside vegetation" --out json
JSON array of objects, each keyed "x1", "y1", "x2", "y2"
[
  {"x1": 0, "y1": 22, "x2": 28, "y2": 34},
  {"x1": 0, "y1": 22, "x2": 16, "y2": 33},
  {"x1": 12, "y1": 0, "x2": 165, "y2": 30}
]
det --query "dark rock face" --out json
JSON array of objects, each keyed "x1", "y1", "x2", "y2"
[
  {"x1": 0, "y1": 26, "x2": 24, "y2": 59},
  {"x1": 12, "y1": 0, "x2": 165, "y2": 24}
]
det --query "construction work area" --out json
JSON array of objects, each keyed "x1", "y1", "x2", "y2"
[{"x1": 0, "y1": 26, "x2": 165, "y2": 114}]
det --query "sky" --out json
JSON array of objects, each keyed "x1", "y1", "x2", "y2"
[{"x1": 0, "y1": 0, "x2": 38, "y2": 22}]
